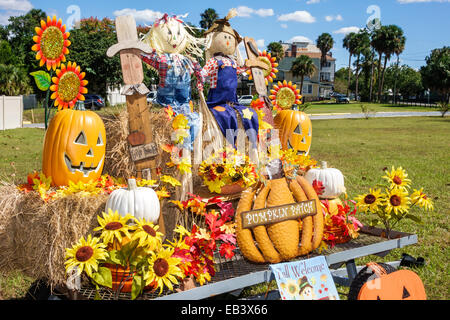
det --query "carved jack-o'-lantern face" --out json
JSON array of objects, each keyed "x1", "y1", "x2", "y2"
[
  {"x1": 42, "y1": 109, "x2": 106, "y2": 186},
  {"x1": 274, "y1": 110, "x2": 312, "y2": 155},
  {"x1": 358, "y1": 269, "x2": 427, "y2": 300}
]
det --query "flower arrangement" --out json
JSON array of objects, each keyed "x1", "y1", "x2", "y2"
[
  {"x1": 355, "y1": 166, "x2": 434, "y2": 238},
  {"x1": 65, "y1": 196, "x2": 237, "y2": 299},
  {"x1": 322, "y1": 200, "x2": 363, "y2": 247},
  {"x1": 18, "y1": 172, "x2": 172, "y2": 202},
  {"x1": 198, "y1": 147, "x2": 258, "y2": 194}
]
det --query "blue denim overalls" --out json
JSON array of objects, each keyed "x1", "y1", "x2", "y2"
[
  {"x1": 156, "y1": 54, "x2": 200, "y2": 150},
  {"x1": 207, "y1": 58, "x2": 259, "y2": 149}
]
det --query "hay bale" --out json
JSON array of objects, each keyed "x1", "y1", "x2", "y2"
[{"x1": 0, "y1": 184, "x2": 108, "y2": 288}]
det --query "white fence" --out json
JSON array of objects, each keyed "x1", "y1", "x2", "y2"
[{"x1": 0, "y1": 96, "x2": 23, "y2": 130}]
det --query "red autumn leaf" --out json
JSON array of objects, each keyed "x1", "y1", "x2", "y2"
[
  {"x1": 219, "y1": 243, "x2": 236, "y2": 259},
  {"x1": 312, "y1": 180, "x2": 325, "y2": 196}
]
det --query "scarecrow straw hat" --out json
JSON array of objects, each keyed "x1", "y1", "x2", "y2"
[{"x1": 204, "y1": 8, "x2": 243, "y2": 43}]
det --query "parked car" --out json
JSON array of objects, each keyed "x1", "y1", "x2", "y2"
[
  {"x1": 238, "y1": 95, "x2": 253, "y2": 106},
  {"x1": 336, "y1": 95, "x2": 350, "y2": 104},
  {"x1": 83, "y1": 94, "x2": 105, "y2": 110},
  {"x1": 147, "y1": 91, "x2": 157, "y2": 104}
]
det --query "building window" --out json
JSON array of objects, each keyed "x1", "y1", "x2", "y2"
[
  {"x1": 320, "y1": 72, "x2": 331, "y2": 82},
  {"x1": 302, "y1": 84, "x2": 313, "y2": 94}
]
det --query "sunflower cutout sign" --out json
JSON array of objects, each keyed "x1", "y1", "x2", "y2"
[
  {"x1": 30, "y1": 15, "x2": 88, "y2": 129},
  {"x1": 270, "y1": 256, "x2": 339, "y2": 300}
]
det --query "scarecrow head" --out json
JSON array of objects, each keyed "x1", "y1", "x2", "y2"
[
  {"x1": 205, "y1": 8, "x2": 243, "y2": 58},
  {"x1": 142, "y1": 13, "x2": 205, "y2": 59}
]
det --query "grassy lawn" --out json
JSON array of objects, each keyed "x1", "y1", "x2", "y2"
[
  {"x1": 0, "y1": 116, "x2": 448, "y2": 300},
  {"x1": 304, "y1": 102, "x2": 440, "y2": 115}
]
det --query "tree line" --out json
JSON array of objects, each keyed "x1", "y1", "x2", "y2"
[{"x1": 0, "y1": 8, "x2": 448, "y2": 104}]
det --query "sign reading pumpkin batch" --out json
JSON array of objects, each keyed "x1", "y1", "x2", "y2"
[
  {"x1": 270, "y1": 256, "x2": 339, "y2": 300},
  {"x1": 241, "y1": 200, "x2": 317, "y2": 229}
]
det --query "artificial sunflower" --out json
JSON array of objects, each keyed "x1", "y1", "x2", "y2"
[
  {"x1": 50, "y1": 61, "x2": 88, "y2": 110},
  {"x1": 355, "y1": 188, "x2": 384, "y2": 213},
  {"x1": 411, "y1": 188, "x2": 434, "y2": 211},
  {"x1": 94, "y1": 209, "x2": 133, "y2": 246},
  {"x1": 65, "y1": 234, "x2": 108, "y2": 277},
  {"x1": 131, "y1": 218, "x2": 164, "y2": 251},
  {"x1": 269, "y1": 80, "x2": 302, "y2": 111},
  {"x1": 382, "y1": 166, "x2": 411, "y2": 190},
  {"x1": 384, "y1": 188, "x2": 410, "y2": 216},
  {"x1": 32, "y1": 16, "x2": 71, "y2": 71},
  {"x1": 246, "y1": 50, "x2": 279, "y2": 85},
  {"x1": 145, "y1": 247, "x2": 184, "y2": 294}
]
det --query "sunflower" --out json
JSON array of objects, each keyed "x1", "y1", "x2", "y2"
[
  {"x1": 32, "y1": 16, "x2": 71, "y2": 71},
  {"x1": 144, "y1": 247, "x2": 184, "y2": 294},
  {"x1": 383, "y1": 166, "x2": 411, "y2": 190},
  {"x1": 411, "y1": 188, "x2": 434, "y2": 211},
  {"x1": 384, "y1": 188, "x2": 410, "y2": 217},
  {"x1": 65, "y1": 234, "x2": 108, "y2": 277},
  {"x1": 269, "y1": 80, "x2": 302, "y2": 111},
  {"x1": 131, "y1": 218, "x2": 164, "y2": 251},
  {"x1": 246, "y1": 50, "x2": 279, "y2": 86},
  {"x1": 50, "y1": 61, "x2": 88, "y2": 110},
  {"x1": 94, "y1": 209, "x2": 133, "y2": 246},
  {"x1": 355, "y1": 188, "x2": 384, "y2": 213}
]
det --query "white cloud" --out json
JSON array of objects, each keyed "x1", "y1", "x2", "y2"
[
  {"x1": 306, "y1": 0, "x2": 320, "y2": 4},
  {"x1": 256, "y1": 39, "x2": 265, "y2": 48},
  {"x1": 287, "y1": 35, "x2": 313, "y2": 43},
  {"x1": 281, "y1": 23, "x2": 288, "y2": 29},
  {"x1": 278, "y1": 11, "x2": 316, "y2": 23},
  {"x1": 333, "y1": 26, "x2": 362, "y2": 34},
  {"x1": 0, "y1": 0, "x2": 33, "y2": 12},
  {"x1": 397, "y1": 0, "x2": 449, "y2": 3},
  {"x1": 235, "y1": 6, "x2": 274, "y2": 18},
  {"x1": 325, "y1": 14, "x2": 343, "y2": 22},
  {"x1": 113, "y1": 8, "x2": 164, "y2": 23}
]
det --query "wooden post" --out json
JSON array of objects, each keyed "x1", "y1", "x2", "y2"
[{"x1": 107, "y1": 15, "x2": 165, "y2": 235}]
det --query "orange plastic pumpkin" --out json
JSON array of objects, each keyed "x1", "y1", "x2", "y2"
[
  {"x1": 274, "y1": 110, "x2": 312, "y2": 155},
  {"x1": 42, "y1": 109, "x2": 106, "y2": 186},
  {"x1": 357, "y1": 263, "x2": 427, "y2": 300}
]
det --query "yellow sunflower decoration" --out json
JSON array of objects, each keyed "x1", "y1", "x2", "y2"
[
  {"x1": 94, "y1": 209, "x2": 133, "y2": 246},
  {"x1": 270, "y1": 80, "x2": 302, "y2": 111},
  {"x1": 32, "y1": 16, "x2": 71, "y2": 71},
  {"x1": 384, "y1": 188, "x2": 410, "y2": 216},
  {"x1": 411, "y1": 188, "x2": 434, "y2": 211},
  {"x1": 382, "y1": 166, "x2": 411, "y2": 190},
  {"x1": 131, "y1": 218, "x2": 164, "y2": 251},
  {"x1": 50, "y1": 61, "x2": 89, "y2": 110},
  {"x1": 246, "y1": 50, "x2": 279, "y2": 86},
  {"x1": 144, "y1": 247, "x2": 184, "y2": 294},
  {"x1": 65, "y1": 234, "x2": 108, "y2": 277},
  {"x1": 355, "y1": 188, "x2": 384, "y2": 213}
]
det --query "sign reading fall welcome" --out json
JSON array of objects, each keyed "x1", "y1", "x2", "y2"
[{"x1": 241, "y1": 200, "x2": 317, "y2": 229}]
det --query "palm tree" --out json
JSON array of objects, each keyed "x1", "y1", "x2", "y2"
[
  {"x1": 343, "y1": 32, "x2": 357, "y2": 97},
  {"x1": 353, "y1": 30, "x2": 371, "y2": 100},
  {"x1": 0, "y1": 64, "x2": 32, "y2": 96},
  {"x1": 200, "y1": 8, "x2": 219, "y2": 31},
  {"x1": 316, "y1": 33, "x2": 334, "y2": 99},
  {"x1": 267, "y1": 42, "x2": 285, "y2": 61},
  {"x1": 371, "y1": 25, "x2": 405, "y2": 101},
  {"x1": 291, "y1": 55, "x2": 316, "y2": 95}
]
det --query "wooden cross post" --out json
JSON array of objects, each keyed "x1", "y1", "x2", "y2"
[{"x1": 107, "y1": 15, "x2": 165, "y2": 234}]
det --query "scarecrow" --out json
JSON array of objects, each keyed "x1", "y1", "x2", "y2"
[
  {"x1": 139, "y1": 14, "x2": 206, "y2": 149},
  {"x1": 202, "y1": 9, "x2": 260, "y2": 150}
]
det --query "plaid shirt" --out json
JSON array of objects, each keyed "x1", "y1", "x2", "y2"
[
  {"x1": 201, "y1": 57, "x2": 247, "y2": 89},
  {"x1": 141, "y1": 51, "x2": 204, "y2": 90}
]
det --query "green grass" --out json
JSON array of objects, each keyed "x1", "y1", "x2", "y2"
[
  {"x1": 304, "y1": 102, "x2": 439, "y2": 115},
  {"x1": 0, "y1": 116, "x2": 448, "y2": 300}
]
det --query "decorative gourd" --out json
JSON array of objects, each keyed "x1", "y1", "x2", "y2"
[
  {"x1": 274, "y1": 110, "x2": 312, "y2": 155},
  {"x1": 236, "y1": 176, "x2": 324, "y2": 264},
  {"x1": 356, "y1": 263, "x2": 427, "y2": 300},
  {"x1": 105, "y1": 179, "x2": 160, "y2": 223},
  {"x1": 42, "y1": 109, "x2": 106, "y2": 187},
  {"x1": 305, "y1": 161, "x2": 346, "y2": 199}
]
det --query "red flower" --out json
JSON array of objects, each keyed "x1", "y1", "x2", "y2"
[
  {"x1": 312, "y1": 180, "x2": 325, "y2": 196},
  {"x1": 219, "y1": 243, "x2": 236, "y2": 260}
]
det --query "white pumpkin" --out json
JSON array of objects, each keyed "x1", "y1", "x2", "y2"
[
  {"x1": 105, "y1": 179, "x2": 160, "y2": 223},
  {"x1": 305, "y1": 161, "x2": 346, "y2": 199}
]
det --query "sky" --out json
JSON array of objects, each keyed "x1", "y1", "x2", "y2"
[{"x1": 1, "y1": 0, "x2": 449, "y2": 70}]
